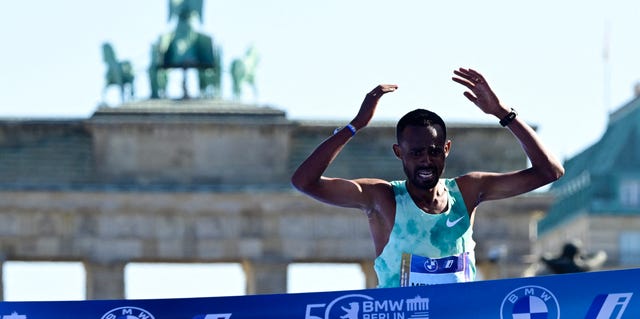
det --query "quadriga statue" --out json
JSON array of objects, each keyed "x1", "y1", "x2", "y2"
[{"x1": 150, "y1": 0, "x2": 222, "y2": 99}]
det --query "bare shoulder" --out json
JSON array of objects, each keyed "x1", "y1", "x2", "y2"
[
  {"x1": 354, "y1": 178, "x2": 396, "y2": 217},
  {"x1": 454, "y1": 172, "x2": 483, "y2": 191},
  {"x1": 455, "y1": 169, "x2": 535, "y2": 211},
  {"x1": 453, "y1": 173, "x2": 489, "y2": 213},
  {"x1": 354, "y1": 178, "x2": 394, "y2": 197}
]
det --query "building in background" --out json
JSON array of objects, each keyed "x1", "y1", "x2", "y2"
[
  {"x1": 537, "y1": 89, "x2": 640, "y2": 272},
  {"x1": 0, "y1": 98, "x2": 553, "y2": 299}
]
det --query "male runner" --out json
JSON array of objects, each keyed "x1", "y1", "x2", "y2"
[{"x1": 291, "y1": 67, "x2": 564, "y2": 287}]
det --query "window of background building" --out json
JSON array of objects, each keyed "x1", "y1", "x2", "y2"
[
  {"x1": 125, "y1": 263, "x2": 245, "y2": 299},
  {"x1": 620, "y1": 179, "x2": 640, "y2": 207},
  {"x1": 3, "y1": 261, "x2": 86, "y2": 301},
  {"x1": 287, "y1": 263, "x2": 365, "y2": 293},
  {"x1": 620, "y1": 232, "x2": 640, "y2": 265}
]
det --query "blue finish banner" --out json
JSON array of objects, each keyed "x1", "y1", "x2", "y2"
[{"x1": 1, "y1": 268, "x2": 638, "y2": 319}]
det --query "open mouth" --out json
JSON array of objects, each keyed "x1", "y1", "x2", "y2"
[{"x1": 416, "y1": 168, "x2": 435, "y2": 180}]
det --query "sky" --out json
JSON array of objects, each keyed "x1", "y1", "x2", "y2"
[
  {"x1": 2, "y1": 1, "x2": 640, "y2": 162},
  {"x1": 1, "y1": 0, "x2": 640, "y2": 301}
]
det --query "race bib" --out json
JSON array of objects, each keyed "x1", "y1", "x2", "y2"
[{"x1": 400, "y1": 252, "x2": 471, "y2": 286}]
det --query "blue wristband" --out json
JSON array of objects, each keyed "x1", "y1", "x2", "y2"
[
  {"x1": 333, "y1": 124, "x2": 357, "y2": 136},
  {"x1": 345, "y1": 124, "x2": 357, "y2": 136}
]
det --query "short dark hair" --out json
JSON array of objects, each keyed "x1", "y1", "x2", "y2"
[{"x1": 396, "y1": 109, "x2": 447, "y2": 142}]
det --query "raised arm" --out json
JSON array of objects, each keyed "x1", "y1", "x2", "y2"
[
  {"x1": 290, "y1": 84, "x2": 398, "y2": 210},
  {"x1": 451, "y1": 68, "x2": 564, "y2": 207}
]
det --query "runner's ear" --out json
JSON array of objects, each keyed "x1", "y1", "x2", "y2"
[
  {"x1": 444, "y1": 140, "x2": 451, "y2": 157},
  {"x1": 392, "y1": 144, "x2": 401, "y2": 159}
]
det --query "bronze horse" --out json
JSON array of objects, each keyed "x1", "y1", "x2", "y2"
[
  {"x1": 102, "y1": 42, "x2": 135, "y2": 104},
  {"x1": 230, "y1": 45, "x2": 259, "y2": 101}
]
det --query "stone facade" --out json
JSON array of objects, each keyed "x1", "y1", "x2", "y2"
[
  {"x1": 0, "y1": 100, "x2": 554, "y2": 299},
  {"x1": 0, "y1": 190, "x2": 552, "y2": 299}
]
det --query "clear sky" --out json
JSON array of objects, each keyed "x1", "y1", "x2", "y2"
[
  {"x1": 2, "y1": 0, "x2": 640, "y2": 161},
  {"x1": 1, "y1": 0, "x2": 640, "y2": 301}
]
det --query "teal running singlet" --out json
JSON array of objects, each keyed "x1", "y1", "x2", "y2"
[{"x1": 374, "y1": 179, "x2": 476, "y2": 287}]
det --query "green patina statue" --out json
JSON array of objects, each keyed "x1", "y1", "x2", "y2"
[
  {"x1": 230, "y1": 45, "x2": 260, "y2": 101},
  {"x1": 149, "y1": 0, "x2": 223, "y2": 99},
  {"x1": 103, "y1": 0, "x2": 259, "y2": 102},
  {"x1": 102, "y1": 42, "x2": 135, "y2": 104},
  {"x1": 148, "y1": 42, "x2": 168, "y2": 99}
]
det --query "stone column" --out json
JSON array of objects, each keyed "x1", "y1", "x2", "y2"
[
  {"x1": 243, "y1": 260, "x2": 289, "y2": 295},
  {"x1": 0, "y1": 260, "x2": 4, "y2": 301},
  {"x1": 85, "y1": 261, "x2": 126, "y2": 299},
  {"x1": 360, "y1": 260, "x2": 378, "y2": 289}
]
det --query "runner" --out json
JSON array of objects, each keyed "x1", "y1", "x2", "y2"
[{"x1": 291, "y1": 67, "x2": 564, "y2": 287}]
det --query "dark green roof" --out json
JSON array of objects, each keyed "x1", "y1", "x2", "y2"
[{"x1": 539, "y1": 95, "x2": 640, "y2": 233}]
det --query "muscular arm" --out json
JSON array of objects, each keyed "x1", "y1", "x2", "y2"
[
  {"x1": 451, "y1": 68, "x2": 565, "y2": 209},
  {"x1": 290, "y1": 85, "x2": 398, "y2": 211}
]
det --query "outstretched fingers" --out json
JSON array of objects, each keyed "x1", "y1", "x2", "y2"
[
  {"x1": 452, "y1": 67, "x2": 503, "y2": 115},
  {"x1": 368, "y1": 84, "x2": 398, "y2": 98},
  {"x1": 353, "y1": 84, "x2": 398, "y2": 130},
  {"x1": 452, "y1": 68, "x2": 486, "y2": 88},
  {"x1": 453, "y1": 67, "x2": 495, "y2": 103}
]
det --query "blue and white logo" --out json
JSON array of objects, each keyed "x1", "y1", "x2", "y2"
[
  {"x1": 311, "y1": 294, "x2": 374, "y2": 319},
  {"x1": 305, "y1": 293, "x2": 430, "y2": 319},
  {"x1": 2, "y1": 312, "x2": 27, "y2": 319},
  {"x1": 585, "y1": 293, "x2": 633, "y2": 319},
  {"x1": 424, "y1": 258, "x2": 438, "y2": 272},
  {"x1": 500, "y1": 285, "x2": 560, "y2": 319},
  {"x1": 100, "y1": 306, "x2": 155, "y2": 319}
]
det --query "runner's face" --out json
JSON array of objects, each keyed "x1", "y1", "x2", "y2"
[{"x1": 394, "y1": 125, "x2": 449, "y2": 190}]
